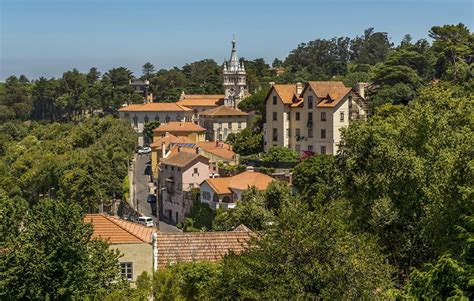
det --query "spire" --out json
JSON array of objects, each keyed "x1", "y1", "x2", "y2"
[{"x1": 229, "y1": 35, "x2": 240, "y2": 71}]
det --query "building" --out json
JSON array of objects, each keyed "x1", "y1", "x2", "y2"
[
  {"x1": 264, "y1": 81, "x2": 369, "y2": 154},
  {"x1": 199, "y1": 106, "x2": 249, "y2": 141},
  {"x1": 118, "y1": 103, "x2": 193, "y2": 146},
  {"x1": 152, "y1": 121, "x2": 206, "y2": 143},
  {"x1": 83, "y1": 214, "x2": 157, "y2": 283},
  {"x1": 160, "y1": 150, "x2": 210, "y2": 224},
  {"x1": 200, "y1": 168, "x2": 274, "y2": 210},
  {"x1": 156, "y1": 226, "x2": 252, "y2": 268},
  {"x1": 130, "y1": 79, "x2": 153, "y2": 103},
  {"x1": 176, "y1": 93, "x2": 225, "y2": 121},
  {"x1": 150, "y1": 133, "x2": 193, "y2": 179},
  {"x1": 196, "y1": 141, "x2": 239, "y2": 167},
  {"x1": 222, "y1": 38, "x2": 248, "y2": 108}
]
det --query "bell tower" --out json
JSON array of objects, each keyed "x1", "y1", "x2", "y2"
[{"x1": 223, "y1": 37, "x2": 247, "y2": 108}]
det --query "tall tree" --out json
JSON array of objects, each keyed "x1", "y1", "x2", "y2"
[{"x1": 142, "y1": 62, "x2": 156, "y2": 79}]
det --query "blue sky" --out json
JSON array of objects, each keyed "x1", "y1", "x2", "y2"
[{"x1": 1, "y1": 0, "x2": 472, "y2": 80}]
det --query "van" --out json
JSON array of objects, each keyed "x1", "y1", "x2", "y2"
[{"x1": 138, "y1": 216, "x2": 154, "y2": 227}]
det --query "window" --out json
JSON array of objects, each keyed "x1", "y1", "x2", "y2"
[
  {"x1": 154, "y1": 115, "x2": 160, "y2": 121},
  {"x1": 164, "y1": 165, "x2": 168, "y2": 170},
  {"x1": 144, "y1": 115, "x2": 149, "y2": 123},
  {"x1": 273, "y1": 112, "x2": 277, "y2": 121},
  {"x1": 272, "y1": 128, "x2": 278, "y2": 142},
  {"x1": 228, "y1": 122, "x2": 232, "y2": 129},
  {"x1": 218, "y1": 134, "x2": 223, "y2": 141},
  {"x1": 321, "y1": 129, "x2": 326, "y2": 139},
  {"x1": 286, "y1": 112, "x2": 290, "y2": 121},
  {"x1": 296, "y1": 128, "x2": 301, "y2": 139},
  {"x1": 308, "y1": 145, "x2": 313, "y2": 151},
  {"x1": 165, "y1": 115, "x2": 170, "y2": 123},
  {"x1": 286, "y1": 128, "x2": 290, "y2": 138},
  {"x1": 340, "y1": 112, "x2": 345, "y2": 122},
  {"x1": 193, "y1": 168, "x2": 198, "y2": 175},
  {"x1": 308, "y1": 128, "x2": 313, "y2": 138},
  {"x1": 308, "y1": 96, "x2": 313, "y2": 109},
  {"x1": 307, "y1": 112, "x2": 313, "y2": 128},
  {"x1": 238, "y1": 122, "x2": 242, "y2": 129},
  {"x1": 308, "y1": 112, "x2": 313, "y2": 121},
  {"x1": 171, "y1": 166, "x2": 175, "y2": 171},
  {"x1": 321, "y1": 112, "x2": 326, "y2": 121},
  {"x1": 273, "y1": 96, "x2": 277, "y2": 105},
  {"x1": 176, "y1": 114, "x2": 181, "y2": 121},
  {"x1": 121, "y1": 262, "x2": 133, "y2": 281},
  {"x1": 296, "y1": 112, "x2": 300, "y2": 121},
  {"x1": 133, "y1": 116, "x2": 138, "y2": 127},
  {"x1": 321, "y1": 146, "x2": 326, "y2": 154},
  {"x1": 295, "y1": 145, "x2": 301, "y2": 153},
  {"x1": 224, "y1": 128, "x2": 228, "y2": 137},
  {"x1": 124, "y1": 113, "x2": 129, "y2": 118},
  {"x1": 202, "y1": 191, "x2": 211, "y2": 200}
]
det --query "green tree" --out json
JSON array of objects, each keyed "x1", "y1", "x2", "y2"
[
  {"x1": 143, "y1": 120, "x2": 161, "y2": 144},
  {"x1": 262, "y1": 146, "x2": 298, "y2": 163},
  {"x1": 226, "y1": 127, "x2": 263, "y2": 156},
  {"x1": 237, "y1": 86, "x2": 268, "y2": 113},
  {"x1": 142, "y1": 62, "x2": 156, "y2": 79},
  {"x1": 350, "y1": 28, "x2": 393, "y2": 65}
]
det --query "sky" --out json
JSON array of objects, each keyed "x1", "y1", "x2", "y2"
[{"x1": 0, "y1": 0, "x2": 472, "y2": 80}]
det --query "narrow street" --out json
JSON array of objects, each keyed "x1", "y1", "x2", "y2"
[{"x1": 132, "y1": 153, "x2": 181, "y2": 233}]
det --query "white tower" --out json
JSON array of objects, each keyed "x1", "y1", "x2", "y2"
[{"x1": 223, "y1": 37, "x2": 247, "y2": 108}]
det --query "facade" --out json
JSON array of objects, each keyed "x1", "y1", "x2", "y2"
[
  {"x1": 83, "y1": 214, "x2": 157, "y2": 283},
  {"x1": 118, "y1": 103, "x2": 193, "y2": 146},
  {"x1": 264, "y1": 81, "x2": 369, "y2": 154},
  {"x1": 199, "y1": 106, "x2": 249, "y2": 141},
  {"x1": 200, "y1": 168, "x2": 274, "y2": 210},
  {"x1": 160, "y1": 151, "x2": 210, "y2": 224},
  {"x1": 152, "y1": 121, "x2": 206, "y2": 143},
  {"x1": 222, "y1": 38, "x2": 248, "y2": 108}
]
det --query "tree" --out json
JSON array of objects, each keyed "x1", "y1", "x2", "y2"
[
  {"x1": 350, "y1": 28, "x2": 393, "y2": 65},
  {"x1": 237, "y1": 86, "x2": 268, "y2": 113},
  {"x1": 0, "y1": 198, "x2": 124, "y2": 299},
  {"x1": 103, "y1": 67, "x2": 134, "y2": 87},
  {"x1": 86, "y1": 67, "x2": 101, "y2": 84},
  {"x1": 143, "y1": 120, "x2": 161, "y2": 144},
  {"x1": 142, "y1": 62, "x2": 156, "y2": 79},
  {"x1": 226, "y1": 127, "x2": 263, "y2": 156},
  {"x1": 262, "y1": 146, "x2": 298, "y2": 163},
  {"x1": 187, "y1": 189, "x2": 215, "y2": 230}
]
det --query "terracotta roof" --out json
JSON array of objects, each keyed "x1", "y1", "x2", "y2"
[
  {"x1": 271, "y1": 84, "x2": 301, "y2": 105},
  {"x1": 204, "y1": 171, "x2": 274, "y2": 195},
  {"x1": 176, "y1": 95, "x2": 225, "y2": 107},
  {"x1": 181, "y1": 94, "x2": 225, "y2": 100},
  {"x1": 150, "y1": 134, "x2": 192, "y2": 149},
  {"x1": 197, "y1": 142, "x2": 235, "y2": 161},
  {"x1": 118, "y1": 102, "x2": 192, "y2": 112},
  {"x1": 306, "y1": 81, "x2": 352, "y2": 108},
  {"x1": 205, "y1": 177, "x2": 233, "y2": 194},
  {"x1": 229, "y1": 171, "x2": 274, "y2": 191},
  {"x1": 84, "y1": 214, "x2": 155, "y2": 244},
  {"x1": 161, "y1": 152, "x2": 208, "y2": 168},
  {"x1": 156, "y1": 228, "x2": 253, "y2": 268},
  {"x1": 153, "y1": 122, "x2": 206, "y2": 133},
  {"x1": 199, "y1": 105, "x2": 249, "y2": 117}
]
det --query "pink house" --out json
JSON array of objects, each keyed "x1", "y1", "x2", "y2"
[{"x1": 159, "y1": 149, "x2": 210, "y2": 224}]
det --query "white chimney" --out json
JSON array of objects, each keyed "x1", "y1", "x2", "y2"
[
  {"x1": 296, "y1": 82, "x2": 303, "y2": 95},
  {"x1": 356, "y1": 82, "x2": 368, "y2": 99},
  {"x1": 246, "y1": 166, "x2": 255, "y2": 172}
]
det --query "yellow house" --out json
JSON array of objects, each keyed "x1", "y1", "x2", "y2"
[{"x1": 84, "y1": 214, "x2": 157, "y2": 284}]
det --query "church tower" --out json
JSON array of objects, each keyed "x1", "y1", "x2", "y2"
[{"x1": 223, "y1": 37, "x2": 247, "y2": 108}]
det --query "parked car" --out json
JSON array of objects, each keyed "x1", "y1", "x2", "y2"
[
  {"x1": 147, "y1": 194, "x2": 157, "y2": 203},
  {"x1": 138, "y1": 216, "x2": 154, "y2": 227},
  {"x1": 138, "y1": 147, "x2": 152, "y2": 155}
]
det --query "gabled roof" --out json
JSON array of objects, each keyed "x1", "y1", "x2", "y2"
[
  {"x1": 199, "y1": 105, "x2": 248, "y2": 117},
  {"x1": 197, "y1": 142, "x2": 235, "y2": 161},
  {"x1": 153, "y1": 122, "x2": 206, "y2": 133},
  {"x1": 268, "y1": 84, "x2": 302, "y2": 105},
  {"x1": 118, "y1": 102, "x2": 192, "y2": 112},
  {"x1": 228, "y1": 171, "x2": 274, "y2": 191},
  {"x1": 176, "y1": 95, "x2": 225, "y2": 107},
  {"x1": 303, "y1": 81, "x2": 352, "y2": 108},
  {"x1": 84, "y1": 214, "x2": 155, "y2": 244},
  {"x1": 150, "y1": 133, "x2": 193, "y2": 149},
  {"x1": 161, "y1": 152, "x2": 208, "y2": 168},
  {"x1": 156, "y1": 227, "x2": 253, "y2": 268},
  {"x1": 205, "y1": 177, "x2": 233, "y2": 194}
]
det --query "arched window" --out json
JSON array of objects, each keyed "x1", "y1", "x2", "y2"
[
  {"x1": 133, "y1": 115, "x2": 138, "y2": 127},
  {"x1": 213, "y1": 193, "x2": 219, "y2": 203},
  {"x1": 155, "y1": 115, "x2": 160, "y2": 121},
  {"x1": 144, "y1": 115, "x2": 149, "y2": 124},
  {"x1": 165, "y1": 115, "x2": 170, "y2": 123}
]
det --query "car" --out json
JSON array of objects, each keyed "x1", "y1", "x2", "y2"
[
  {"x1": 147, "y1": 194, "x2": 157, "y2": 204},
  {"x1": 138, "y1": 147, "x2": 152, "y2": 155},
  {"x1": 138, "y1": 216, "x2": 154, "y2": 227}
]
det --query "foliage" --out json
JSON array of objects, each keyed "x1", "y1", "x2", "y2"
[
  {"x1": 226, "y1": 127, "x2": 263, "y2": 156},
  {"x1": 143, "y1": 120, "x2": 161, "y2": 143},
  {"x1": 0, "y1": 198, "x2": 124, "y2": 299},
  {"x1": 237, "y1": 86, "x2": 268, "y2": 113},
  {"x1": 262, "y1": 146, "x2": 298, "y2": 163},
  {"x1": 186, "y1": 190, "x2": 215, "y2": 230}
]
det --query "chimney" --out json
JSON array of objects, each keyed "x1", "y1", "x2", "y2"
[
  {"x1": 356, "y1": 82, "x2": 368, "y2": 99},
  {"x1": 246, "y1": 166, "x2": 255, "y2": 172},
  {"x1": 296, "y1": 82, "x2": 303, "y2": 95},
  {"x1": 269, "y1": 81, "x2": 275, "y2": 86},
  {"x1": 161, "y1": 142, "x2": 166, "y2": 158}
]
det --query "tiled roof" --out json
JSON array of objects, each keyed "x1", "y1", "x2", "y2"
[
  {"x1": 307, "y1": 81, "x2": 352, "y2": 108},
  {"x1": 197, "y1": 142, "x2": 235, "y2": 161},
  {"x1": 156, "y1": 228, "x2": 253, "y2": 268},
  {"x1": 153, "y1": 122, "x2": 206, "y2": 133},
  {"x1": 199, "y1": 105, "x2": 249, "y2": 117},
  {"x1": 118, "y1": 102, "x2": 192, "y2": 112},
  {"x1": 84, "y1": 214, "x2": 155, "y2": 244},
  {"x1": 150, "y1": 133, "x2": 192, "y2": 149},
  {"x1": 205, "y1": 177, "x2": 233, "y2": 194},
  {"x1": 176, "y1": 95, "x2": 225, "y2": 107},
  {"x1": 272, "y1": 84, "x2": 301, "y2": 104},
  {"x1": 161, "y1": 152, "x2": 208, "y2": 168},
  {"x1": 228, "y1": 171, "x2": 274, "y2": 191}
]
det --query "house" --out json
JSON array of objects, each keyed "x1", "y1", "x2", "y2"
[
  {"x1": 156, "y1": 225, "x2": 253, "y2": 268},
  {"x1": 199, "y1": 105, "x2": 249, "y2": 142},
  {"x1": 118, "y1": 103, "x2": 193, "y2": 146},
  {"x1": 159, "y1": 150, "x2": 210, "y2": 224},
  {"x1": 150, "y1": 133, "x2": 193, "y2": 179},
  {"x1": 176, "y1": 93, "x2": 225, "y2": 121},
  {"x1": 83, "y1": 214, "x2": 157, "y2": 283},
  {"x1": 152, "y1": 121, "x2": 206, "y2": 143},
  {"x1": 196, "y1": 141, "x2": 239, "y2": 167},
  {"x1": 200, "y1": 168, "x2": 274, "y2": 210},
  {"x1": 263, "y1": 81, "x2": 370, "y2": 155}
]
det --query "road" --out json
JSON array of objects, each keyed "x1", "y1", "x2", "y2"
[{"x1": 133, "y1": 153, "x2": 181, "y2": 233}]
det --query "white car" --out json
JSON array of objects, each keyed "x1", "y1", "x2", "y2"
[
  {"x1": 138, "y1": 147, "x2": 152, "y2": 155},
  {"x1": 138, "y1": 216, "x2": 154, "y2": 227}
]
